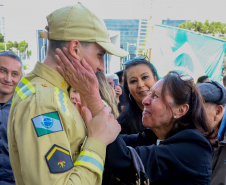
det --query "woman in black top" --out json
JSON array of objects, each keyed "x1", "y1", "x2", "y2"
[
  {"x1": 118, "y1": 59, "x2": 159, "y2": 134},
  {"x1": 105, "y1": 72, "x2": 214, "y2": 185}
]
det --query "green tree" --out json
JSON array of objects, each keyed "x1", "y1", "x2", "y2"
[
  {"x1": 13, "y1": 41, "x2": 18, "y2": 50},
  {"x1": 194, "y1": 22, "x2": 203, "y2": 32},
  {"x1": 0, "y1": 34, "x2": 4, "y2": 42},
  {"x1": 18, "y1": 40, "x2": 28, "y2": 53},
  {"x1": 0, "y1": 38, "x2": 32, "y2": 60},
  {"x1": 201, "y1": 25, "x2": 208, "y2": 33},
  {"x1": 6, "y1": 41, "x2": 13, "y2": 50},
  {"x1": 178, "y1": 20, "x2": 226, "y2": 37},
  {"x1": 204, "y1": 20, "x2": 209, "y2": 27},
  {"x1": 27, "y1": 50, "x2": 32, "y2": 59},
  {"x1": 0, "y1": 43, "x2": 5, "y2": 51},
  {"x1": 19, "y1": 46, "x2": 25, "y2": 53},
  {"x1": 186, "y1": 21, "x2": 193, "y2": 30},
  {"x1": 178, "y1": 22, "x2": 186, "y2": 29}
]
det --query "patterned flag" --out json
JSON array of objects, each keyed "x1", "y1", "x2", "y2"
[
  {"x1": 150, "y1": 25, "x2": 226, "y2": 81},
  {"x1": 32, "y1": 111, "x2": 63, "y2": 137}
]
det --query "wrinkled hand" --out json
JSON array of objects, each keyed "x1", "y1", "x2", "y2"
[
  {"x1": 55, "y1": 47, "x2": 99, "y2": 97},
  {"x1": 82, "y1": 106, "x2": 121, "y2": 145},
  {"x1": 114, "y1": 85, "x2": 122, "y2": 97}
]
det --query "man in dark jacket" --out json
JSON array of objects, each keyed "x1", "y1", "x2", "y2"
[
  {"x1": 197, "y1": 81, "x2": 226, "y2": 185},
  {"x1": 0, "y1": 51, "x2": 22, "y2": 185}
]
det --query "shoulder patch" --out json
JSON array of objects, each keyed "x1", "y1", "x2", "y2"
[
  {"x1": 31, "y1": 111, "x2": 63, "y2": 137},
  {"x1": 45, "y1": 144, "x2": 74, "y2": 173},
  {"x1": 15, "y1": 77, "x2": 36, "y2": 100}
]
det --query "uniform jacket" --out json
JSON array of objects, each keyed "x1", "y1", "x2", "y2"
[
  {"x1": 105, "y1": 129, "x2": 212, "y2": 185},
  {"x1": 7, "y1": 62, "x2": 106, "y2": 185}
]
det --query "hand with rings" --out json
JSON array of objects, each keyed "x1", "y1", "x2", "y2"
[
  {"x1": 55, "y1": 47, "x2": 99, "y2": 98},
  {"x1": 66, "y1": 72, "x2": 71, "y2": 78}
]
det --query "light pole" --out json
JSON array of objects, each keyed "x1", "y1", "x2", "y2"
[
  {"x1": 126, "y1": 42, "x2": 136, "y2": 60},
  {"x1": 3, "y1": 42, "x2": 8, "y2": 51}
]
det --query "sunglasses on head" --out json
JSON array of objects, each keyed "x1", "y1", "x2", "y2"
[
  {"x1": 168, "y1": 71, "x2": 194, "y2": 81},
  {"x1": 123, "y1": 55, "x2": 148, "y2": 65}
]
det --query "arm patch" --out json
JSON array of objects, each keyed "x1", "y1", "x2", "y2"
[
  {"x1": 31, "y1": 111, "x2": 63, "y2": 137},
  {"x1": 45, "y1": 144, "x2": 74, "y2": 173}
]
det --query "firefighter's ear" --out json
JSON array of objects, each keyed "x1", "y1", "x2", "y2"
[{"x1": 68, "y1": 40, "x2": 83, "y2": 61}]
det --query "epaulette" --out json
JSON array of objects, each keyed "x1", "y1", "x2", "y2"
[{"x1": 15, "y1": 77, "x2": 36, "y2": 101}]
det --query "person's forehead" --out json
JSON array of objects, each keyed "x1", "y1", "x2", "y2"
[
  {"x1": 151, "y1": 80, "x2": 163, "y2": 91},
  {"x1": 0, "y1": 56, "x2": 21, "y2": 70},
  {"x1": 126, "y1": 64, "x2": 152, "y2": 78}
]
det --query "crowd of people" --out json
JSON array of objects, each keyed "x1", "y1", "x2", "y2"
[{"x1": 0, "y1": 2, "x2": 226, "y2": 185}]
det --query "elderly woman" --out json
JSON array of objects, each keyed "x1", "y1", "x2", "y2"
[
  {"x1": 55, "y1": 49, "x2": 213, "y2": 185},
  {"x1": 103, "y1": 72, "x2": 213, "y2": 184},
  {"x1": 197, "y1": 81, "x2": 226, "y2": 185}
]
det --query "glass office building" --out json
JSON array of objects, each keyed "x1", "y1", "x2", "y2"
[
  {"x1": 104, "y1": 19, "x2": 149, "y2": 63},
  {"x1": 36, "y1": 30, "x2": 48, "y2": 62}
]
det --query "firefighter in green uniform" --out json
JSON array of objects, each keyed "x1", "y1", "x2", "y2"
[{"x1": 7, "y1": 3, "x2": 127, "y2": 185}]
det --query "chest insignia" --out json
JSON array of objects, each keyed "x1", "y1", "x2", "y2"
[{"x1": 45, "y1": 144, "x2": 73, "y2": 173}]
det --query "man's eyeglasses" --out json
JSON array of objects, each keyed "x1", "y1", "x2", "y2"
[{"x1": 123, "y1": 55, "x2": 148, "y2": 65}]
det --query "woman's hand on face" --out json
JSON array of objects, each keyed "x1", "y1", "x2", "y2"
[{"x1": 55, "y1": 47, "x2": 99, "y2": 96}]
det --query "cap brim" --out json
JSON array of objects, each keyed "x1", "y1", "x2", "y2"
[{"x1": 97, "y1": 42, "x2": 128, "y2": 57}]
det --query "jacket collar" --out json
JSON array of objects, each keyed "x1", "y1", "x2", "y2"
[{"x1": 32, "y1": 62, "x2": 70, "y2": 94}]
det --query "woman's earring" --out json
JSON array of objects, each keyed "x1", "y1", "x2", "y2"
[
  {"x1": 129, "y1": 94, "x2": 132, "y2": 101},
  {"x1": 173, "y1": 115, "x2": 177, "y2": 119}
]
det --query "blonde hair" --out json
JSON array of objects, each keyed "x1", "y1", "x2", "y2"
[{"x1": 96, "y1": 72, "x2": 119, "y2": 118}]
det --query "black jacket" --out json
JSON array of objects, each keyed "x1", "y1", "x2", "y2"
[{"x1": 105, "y1": 129, "x2": 212, "y2": 185}]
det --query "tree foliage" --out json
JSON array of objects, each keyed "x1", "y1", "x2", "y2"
[
  {"x1": 0, "y1": 34, "x2": 4, "y2": 42},
  {"x1": 0, "y1": 39, "x2": 32, "y2": 59},
  {"x1": 178, "y1": 20, "x2": 226, "y2": 39}
]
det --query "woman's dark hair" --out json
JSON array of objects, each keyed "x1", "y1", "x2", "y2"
[
  {"x1": 117, "y1": 59, "x2": 159, "y2": 134},
  {"x1": 162, "y1": 71, "x2": 215, "y2": 146}
]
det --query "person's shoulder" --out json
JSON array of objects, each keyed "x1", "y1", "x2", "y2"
[
  {"x1": 165, "y1": 129, "x2": 211, "y2": 147},
  {"x1": 13, "y1": 76, "x2": 57, "y2": 108}
]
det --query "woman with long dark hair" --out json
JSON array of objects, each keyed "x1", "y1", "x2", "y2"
[{"x1": 118, "y1": 59, "x2": 159, "y2": 134}]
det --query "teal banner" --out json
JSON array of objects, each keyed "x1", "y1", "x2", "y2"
[{"x1": 150, "y1": 25, "x2": 226, "y2": 82}]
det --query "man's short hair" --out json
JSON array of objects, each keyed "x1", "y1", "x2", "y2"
[{"x1": 0, "y1": 51, "x2": 23, "y2": 76}]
